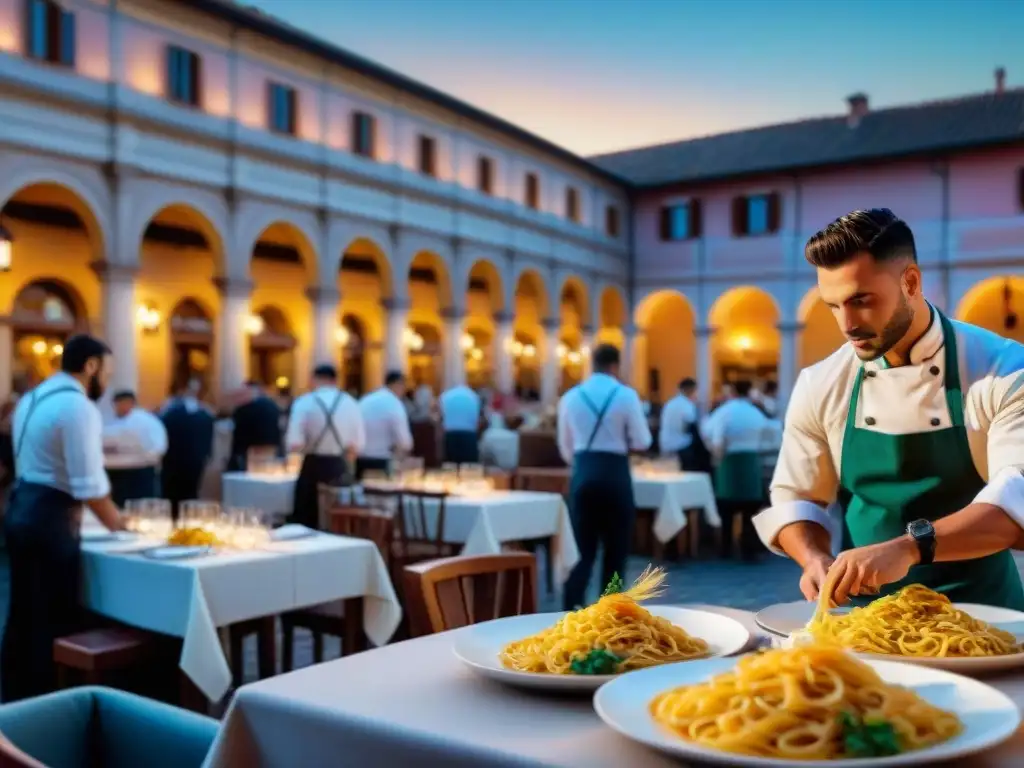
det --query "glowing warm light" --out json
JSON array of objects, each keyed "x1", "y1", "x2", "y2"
[
  {"x1": 403, "y1": 328, "x2": 424, "y2": 352},
  {"x1": 511, "y1": 340, "x2": 524, "y2": 356},
  {"x1": 245, "y1": 314, "x2": 265, "y2": 336},
  {"x1": 52, "y1": 344, "x2": 64, "y2": 356},
  {"x1": 523, "y1": 344, "x2": 536, "y2": 358},
  {"x1": 734, "y1": 334, "x2": 754, "y2": 351},
  {"x1": 470, "y1": 348, "x2": 483, "y2": 361},
  {"x1": 0, "y1": 222, "x2": 12, "y2": 272},
  {"x1": 460, "y1": 332, "x2": 474, "y2": 351},
  {"x1": 275, "y1": 376, "x2": 289, "y2": 389},
  {"x1": 556, "y1": 342, "x2": 568, "y2": 359},
  {"x1": 136, "y1": 305, "x2": 161, "y2": 332},
  {"x1": 335, "y1": 325, "x2": 350, "y2": 346},
  {"x1": 567, "y1": 351, "x2": 582, "y2": 365},
  {"x1": 31, "y1": 340, "x2": 47, "y2": 356}
]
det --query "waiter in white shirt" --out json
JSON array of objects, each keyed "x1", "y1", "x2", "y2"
[
  {"x1": 285, "y1": 364, "x2": 365, "y2": 529},
  {"x1": 103, "y1": 390, "x2": 168, "y2": 506},
  {"x1": 558, "y1": 344, "x2": 652, "y2": 609},
  {"x1": 438, "y1": 384, "x2": 482, "y2": 465},
  {"x1": 659, "y1": 377, "x2": 707, "y2": 471},
  {"x1": 754, "y1": 209, "x2": 1024, "y2": 609},
  {"x1": 357, "y1": 370, "x2": 413, "y2": 478},
  {"x1": 2, "y1": 335, "x2": 125, "y2": 702}
]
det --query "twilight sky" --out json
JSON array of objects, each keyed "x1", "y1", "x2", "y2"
[{"x1": 247, "y1": 0, "x2": 1023, "y2": 156}]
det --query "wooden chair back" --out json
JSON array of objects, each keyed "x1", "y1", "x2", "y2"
[
  {"x1": 395, "y1": 489, "x2": 450, "y2": 559},
  {"x1": 403, "y1": 553, "x2": 537, "y2": 636},
  {"x1": 328, "y1": 505, "x2": 395, "y2": 568},
  {"x1": 512, "y1": 467, "x2": 570, "y2": 496}
]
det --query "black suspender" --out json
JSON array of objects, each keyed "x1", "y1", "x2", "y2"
[
  {"x1": 579, "y1": 386, "x2": 622, "y2": 452},
  {"x1": 14, "y1": 386, "x2": 82, "y2": 464},
  {"x1": 310, "y1": 390, "x2": 346, "y2": 454}
]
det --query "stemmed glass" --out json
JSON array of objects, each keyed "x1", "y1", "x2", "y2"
[{"x1": 124, "y1": 498, "x2": 172, "y2": 540}]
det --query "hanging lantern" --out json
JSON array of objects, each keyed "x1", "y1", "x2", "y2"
[{"x1": 0, "y1": 221, "x2": 11, "y2": 272}]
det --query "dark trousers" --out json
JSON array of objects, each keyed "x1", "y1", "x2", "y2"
[
  {"x1": 107, "y1": 466, "x2": 159, "y2": 508},
  {"x1": 720, "y1": 500, "x2": 762, "y2": 560},
  {"x1": 443, "y1": 431, "x2": 479, "y2": 465},
  {"x1": 1, "y1": 482, "x2": 82, "y2": 702},
  {"x1": 562, "y1": 451, "x2": 635, "y2": 610},
  {"x1": 162, "y1": 464, "x2": 204, "y2": 522},
  {"x1": 355, "y1": 457, "x2": 390, "y2": 480},
  {"x1": 291, "y1": 454, "x2": 347, "y2": 530}
]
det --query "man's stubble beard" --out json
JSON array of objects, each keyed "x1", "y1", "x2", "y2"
[{"x1": 853, "y1": 294, "x2": 915, "y2": 362}]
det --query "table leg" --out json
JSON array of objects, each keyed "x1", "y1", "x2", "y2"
[
  {"x1": 687, "y1": 509, "x2": 700, "y2": 558},
  {"x1": 257, "y1": 616, "x2": 276, "y2": 679},
  {"x1": 343, "y1": 597, "x2": 365, "y2": 655}
]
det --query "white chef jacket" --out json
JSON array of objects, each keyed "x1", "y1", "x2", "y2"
[
  {"x1": 103, "y1": 407, "x2": 169, "y2": 469},
  {"x1": 658, "y1": 393, "x2": 698, "y2": 453},
  {"x1": 285, "y1": 387, "x2": 366, "y2": 457},
  {"x1": 702, "y1": 398, "x2": 773, "y2": 461},
  {"x1": 557, "y1": 373, "x2": 652, "y2": 463},
  {"x1": 753, "y1": 309, "x2": 1024, "y2": 556},
  {"x1": 439, "y1": 385, "x2": 482, "y2": 433},
  {"x1": 358, "y1": 387, "x2": 414, "y2": 460},
  {"x1": 12, "y1": 372, "x2": 110, "y2": 500}
]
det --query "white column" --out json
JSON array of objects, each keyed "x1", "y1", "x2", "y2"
[
  {"x1": 777, "y1": 321, "x2": 803, "y2": 411},
  {"x1": 384, "y1": 298, "x2": 409, "y2": 375},
  {"x1": 216, "y1": 278, "x2": 251, "y2": 394},
  {"x1": 695, "y1": 325, "x2": 716, "y2": 412},
  {"x1": 581, "y1": 324, "x2": 595, "y2": 378},
  {"x1": 94, "y1": 262, "x2": 138, "y2": 393},
  {"x1": 443, "y1": 309, "x2": 465, "y2": 389},
  {"x1": 494, "y1": 312, "x2": 515, "y2": 394},
  {"x1": 621, "y1": 322, "x2": 636, "y2": 388},
  {"x1": 308, "y1": 286, "x2": 340, "y2": 369},
  {"x1": 540, "y1": 318, "x2": 560, "y2": 405},
  {"x1": 0, "y1": 324, "x2": 12, "y2": 404}
]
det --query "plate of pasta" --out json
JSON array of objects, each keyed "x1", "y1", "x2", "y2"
[
  {"x1": 757, "y1": 585, "x2": 1024, "y2": 672},
  {"x1": 594, "y1": 644, "x2": 1020, "y2": 765},
  {"x1": 453, "y1": 566, "x2": 750, "y2": 691}
]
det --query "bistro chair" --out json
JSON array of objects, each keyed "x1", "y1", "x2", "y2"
[
  {"x1": 508, "y1": 467, "x2": 571, "y2": 595},
  {"x1": 403, "y1": 553, "x2": 537, "y2": 637}
]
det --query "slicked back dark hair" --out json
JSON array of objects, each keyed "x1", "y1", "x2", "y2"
[
  {"x1": 591, "y1": 343, "x2": 620, "y2": 372},
  {"x1": 805, "y1": 208, "x2": 917, "y2": 269}
]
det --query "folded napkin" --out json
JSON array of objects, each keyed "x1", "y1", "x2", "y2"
[{"x1": 271, "y1": 524, "x2": 317, "y2": 541}]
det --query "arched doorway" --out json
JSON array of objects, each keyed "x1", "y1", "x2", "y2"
[
  {"x1": 635, "y1": 290, "x2": 695, "y2": 404},
  {"x1": 338, "y1": 313, "x2": 366, "y2": 396},
  {"x1": 513, "y1": 269, "x2": 548, "y2": 397},
  {"x1": 799, "y1": 287, "x2": 846, "y2": 367},
  {"x1": 597, "y1": 285, "x2": 627, "y2": 350},
  {"x1": 511, "y1": 331, "x2": 540, "y2": 397},
  {"x1": 407, "y1": 322, "x2": 441, "y2": 390},
  {"x1": 339, "y1": 237, "x2": 391, "y2": 392},
  {"x1": 559, "y1": 277, "x2": 588, "y2": 392},
  {"x1": 956, "y1": 276, "x2": 1024, "y2": 344},
  {"x1": 169, "y1": 298, "x2": 214, "y2": 399},
  {"x1": 11, "y1": 280, "x2": 87, "y2": 389},
  {"x1": 408, "y1": 251, "x2": 451, "y2": 391},
  {"x1": 709, "y1": 286, "x2": 780, "y2": 398},
  {"x1": 248, "y1": 305, "x2": 296, "y2": 392},
  {"x1": 466, "y1": 259, "x2": 503, "y2": 388},
  {"x1": 463, "y1": 325, "x2": 492, "y2": 389}
]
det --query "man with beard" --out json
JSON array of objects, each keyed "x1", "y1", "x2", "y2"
[
  {"x1": 754, "y1": 209, "x2": 1024, "y2": 609},
  {"x1": 2, "y1": 334, "x2": 125, "y2": 701}
]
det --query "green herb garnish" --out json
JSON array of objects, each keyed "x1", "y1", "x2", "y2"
[
  {"x1": 602, "y1": 572, "x2": 625, "y2": 597},
  {"x1": 838, "y1": 711, "x2": 901, "y2": 757},
  {"x1": 570, "y1": 648, "x2": 622, "y2": 675}
]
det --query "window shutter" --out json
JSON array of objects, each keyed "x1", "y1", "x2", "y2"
[
  {"x1": 689, "y1": 199, "x2": 703, "y2": 238},
  {"x1": 266, "y1": 82, "x2": 275, "y2": 129},
  {"x1": 59, "y1": 8, "x2": 75, "y2": 66},
  {"x1": 190, "y1": 51, "x2": 202, "y2": 107},
  {"x1": 767, "y1": 192, "x2": 782, "y2": 233},
  {"x1": 1018, "y1": 167, "x2": 1024, "y2": 211},
  {"x1": 366, "y1": 115, "x2": 376, "y2": 158},
  {"x1": 659, "y1": 207, "x2": 671, "y2": 240},
  {"x1": 731, "y1": 196, "x2": 748, "y2": 236},
  {"x1": 287, "y1": 88, "x2": 297, "y2": 134}
]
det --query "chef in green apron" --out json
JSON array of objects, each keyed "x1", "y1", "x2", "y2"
[{"x1": 754, "y1": 208, "x2": 1024, "y2": 609}]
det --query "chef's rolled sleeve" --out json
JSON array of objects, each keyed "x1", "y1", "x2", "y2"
[
  {"x1": 973, "y1": 353, "x2": 1024, "y2": 524},
  {"x1": 753, "y1": 369, "x2": 840, "y2": 555}
]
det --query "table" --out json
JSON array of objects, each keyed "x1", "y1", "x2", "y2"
[
  {"x1": 205, "y1": 605, "x2": 1024, "y2": 767},
  {"x1": 80, "y1": 531, "x2": 401, "y2": 703},
  {"x1": 631, "y1": 472, "x2": 720, "y2": 543},
  {"x1": 221, "y1": 472, "x2": 297, "y2": 520}
]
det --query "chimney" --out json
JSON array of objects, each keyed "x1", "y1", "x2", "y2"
[
  {"x1": 995, "y1": 67, "x2": 1006, "y2": 94},
  {"x1": 846, "y1": 93, "x2": 869, "y2": 126}
]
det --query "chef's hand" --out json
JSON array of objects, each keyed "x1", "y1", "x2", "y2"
[
  {"x1": 825, "y1": 536, "x2": 919, "y2": 606},
  {"x1": 799, "y1": 554, "x2": 834, "y2": 601}
]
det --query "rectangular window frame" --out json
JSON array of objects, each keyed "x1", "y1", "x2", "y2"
[
  {"x1": 267, "y1": 81, "x2": 298, "y2": 136},
  {"x1": 351, "y1": 111, "x2": 376, "y2": 158},
  {"x1": 166, "y1": 45, "x2": 202, "y2": 108},
  {"x1": 26, "y1": 0, "x2": 75, "y2": 68},
  {"x1": 477, "y1": 155, "x2": 494, "y2": 195},
  {"x1": 658, "y1": 200, "x2": 702, "y2": 241},
  {"x1": 417, "y1": 135, "x2": 437, "y2": 177},
  {"x1": 565, "y1": 187, "x2": 580, "y2": 223},
  {"x1": 524, "y1": 172, "x2": 540, "y2": 210}
]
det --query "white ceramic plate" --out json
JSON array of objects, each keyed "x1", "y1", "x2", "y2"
[
  {"x1": 594, "y1": 656, "x2": 1021, "y2": 767},
  {"x1": 142, "y1": 545, "x2": 213, "y2": 560},
  {"x1": 453, "y1": 606, "x2": 751, "y2": 692},
  {"x1": 755, "y1": 601, "x2": 1024, "y2": 672}
]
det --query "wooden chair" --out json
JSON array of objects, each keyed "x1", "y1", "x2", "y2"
[
  {"x1": 403, "y1": 553, "x2": 537, "y2": 637},
  {"x1": 226, "y1": 617, "x2": 276, "y2": 687},
  {"x1": 393, "y1": 489, "x2": 458, "y2": 567},
  {"x1": 509, "y1": 468, "x2": 572, "y2": 595},
  {"x1": 53, "y1": 627, "x2": 156, "y2": 689}
]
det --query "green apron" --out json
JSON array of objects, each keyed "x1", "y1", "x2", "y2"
[
  {"x1": 839, "y1": 310, "x2": 1024, "y2": 609},
  {"x1": 714, "y1": 451, "x2": 763, "y2": 503}
]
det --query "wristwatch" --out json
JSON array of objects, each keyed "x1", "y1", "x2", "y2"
[{"x1": 906, "y1": 519, "x2": 936, "y2": 565}]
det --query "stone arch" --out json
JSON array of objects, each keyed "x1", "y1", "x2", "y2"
[
  {"x1": 126, "y1": 182, "x2": 228, "y2": 273},
  {"x1": 409, "y1": 249, "x2": 452, "y2": 313},
  {"x1": 708, "y1": 285, "x2": 780, "y2": 395},
  {"x1": 9, "y1": 278, "x2": 90, "y2": 392},
  {"x1": 955, "y1": 275, "x2": 1024, "y2": 343},
  {"x1": 633, "y1": 290, "x2": 696, "y2": 403},
  {"x1": 558, "y1": 274, "x2": 589, "y2": 329},
  {"x1": 326, "y1": 219, "x2": 393, "y2": 287},
  {"x1": 798, "y1": 286, "x2": 846, "y2": 367},
  {"x1": 511, "y1": 262, "x2": 554, "y2": 320},
  {"x1": 242, "y1": 214, "x2": 319, "y2": 284},
  {"x1": 466, "y1": 258, "x2": 504, "y2": 315}
]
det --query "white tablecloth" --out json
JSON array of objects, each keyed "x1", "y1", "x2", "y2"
[
  {"x1": 403, "y1": 490, "x2": 580, "y2": 583},
  {"x1": 80, "y1": 532, "x2": 400, "y2": 703},
  {"x1": 632, "y1": 472, "x2": 720, "y2": 543},
  {"x1": 221, "y1": 472, "x2": 297, "y2": 519}
]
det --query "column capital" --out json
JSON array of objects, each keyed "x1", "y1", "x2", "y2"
[
  {"x1": 441, "y1": 306, "x2": 466, "y2": 322},
  {"x1": 541, "y1": 316, "x2": 561, "y2": 333},
  {"x1": 381, "y1": 297, "x2": 411, "y2": 312},
  {"x1": 306, "y1": 286, "x2": 341, "y2": 304},
  {"x1": 493, "y1": 311, "x2": 514, "y2": 325},
  {"x1": 777, "y1": 320, "x2": 806, "y2": 333},
  {"x1": 90, "y1": 260, "x2": 137, "y2": 284},
  {"x1": 695, "y1": 324, "x2": 718, "y2": 338},
  {"x1": 213, "y1": 276, "x2": 254, "y2": 298},
  {"x1": 580, "y1": 324, "x2": 596, "y2": 336}
]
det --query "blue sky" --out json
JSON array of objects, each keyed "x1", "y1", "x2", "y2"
[{"x1": 247, "y1": 0, "x2": 1022, "y2": 156}]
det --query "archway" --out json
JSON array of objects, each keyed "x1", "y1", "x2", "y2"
[
  {"x1": 799, "y1": 287, "x2": 846, "y2": 367},
  {"x1": 408, "y1": 251, "x2": 451, "y2": 391},
  {"x1": 463, "y1": 323, "x2": 492, "y2": 389},
  {"x1": 248, "y1": 305, "x2": 296, "y2": 392},
  {"x1": 10, "y1": 280, "x2": 88, "y2": 389},
  {"x1": 466, "y1": 259, "x2": 502, "y2": 388},
  {"x1": 137, "y1": 204, "x2": 224, "y2": 407},
  {"x1": 511, "y1": 330, "x2": 540, "y2": 397},
  {"x1": 956, "y1": 276, "x2": 1024, "y2": 344},
  {"x1": 338, "y1": 313, "x2": 367, "y2": 396},
  {"x1": 407, "y1": 321, "x2": 442, "y2": 391},
  {"x1": 597, "y1": 285, "x2": 627, "y2": 351},
  {"x1": 340, "y1": 237, "x2": 391, "y2": 391},
  {"x1": 559, "y1": 277, "x2": 588, "y2": 393},
  {"x1": 635, "y1": 290, "x2": 696, "y2": 404},
  {"x1": 513, "y1": 269, "x2": 548, "y2": 396},
  {"x1": 708, "y1": 286, "x2": 780, "y2": 399}
]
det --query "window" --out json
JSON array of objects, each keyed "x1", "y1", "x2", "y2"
[
  {"x1": 658, "y1": 201, "x2": 702, "y2": 241},
  {"x1": 351, "y1": 111, "x2": 376, "y2": 158},
  {"x1": 167, "y1": 46, "x2": 201, "y2": 107},
  {"x1": 732, "y1": 192, "x2": 781, "y2": 236},
  {"x1": 565, "y1": 187, "x2": 580, "y2": 223},
  {"x1": 477, "y1": 156, "x2": 494, "y2": 195},
  {"x1": 26, "y1": 0, "x2": 75, "y2": 67},
  {"x1": 418, "y1": 135, "x2": 437, "y2": 176},
  {"x1": 524, "y1": 172, "x2": 540, "y2": 210},
  {"x1": 267, "y1": 81, "x2": 297, "y2": 135},
  {"x1": 605, "y1": 206, "x2": 620, "y2": 237}
]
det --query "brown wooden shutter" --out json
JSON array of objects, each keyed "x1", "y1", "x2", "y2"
[
  {"x1": 190, "y1": 51, "x2": 202, "y2": 107},
  {"x1": 767, "y1": 191, "x2": 782, "y2": 233},
  {"x1": 689, "y1": 199, "x2": 703, "y2": 238},
  {"x1": 287, "y1": 88, "x2": 297, "y2": 135},
  {"x1": 731, "y1": 196, "x2": 748, "y2": 236},
  {"x1": 659, "y1": 207, "x2": 671, "y2": 240},
  {"x1": 46, "y1": 1, "x2": 62, "y2": 63}
]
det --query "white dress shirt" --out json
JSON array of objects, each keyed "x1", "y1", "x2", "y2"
[
  {"x1": 557, "y1": 373, "x2": 652, "y2": 463},
  {"x1": 12, "y1": 372, "x2": 110, "y2": 500},
  {"x1": 659, "y1": 393, "x2": 698, "y2": 453},
  {"x1": 358, "y1": 387, "x2": 414, "y2": 460},
  {"x1": 479, "y1": 413, "x2": 519, "y2": 471},
  {"x1": 702, "y1": 398, "x2": 772, "y2": 461},
  {"x1": 103, "y1": 407, "x2": 169, "y2": 469},
  {"x1": 754, "y1": 310, "x2": 1024, "y2": 556},
  {"x1": 285, "y1": 387, "x2": 365, "y2": 457},
  {"x1": 439, "y1": 385, "x2": 482, "y2": 433}
]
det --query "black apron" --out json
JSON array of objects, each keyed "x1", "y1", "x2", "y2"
[
  {"x1": 290, "y1": 391, "x2": 349, "y2": 530},
  {"x1": 677, "y1": 409, "x2": 711, "y2": 473},
  {"x1": 443, "y1": 430, "x2": 479, "y2": 465},
  {"x1": 562, "y1": 385, "x2": 636, "y2": 610},
  {"x1": 1, "y1": 386, "x2": 86, "y2": 702},
  {"x1": 107, "y1": 465, "x2": 159, "y2": 508},
  {"x1": 355, "y1": 456, "x2": 390, "y2": 480}
]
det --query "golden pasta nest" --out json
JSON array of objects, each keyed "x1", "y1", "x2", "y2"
[
  {"x1": 499, "y1": 566, "x2": 711, "y2": 675},
  {"x1": 649, "y1": 644, "x2": 962, "y2": 760},
  {"x1": 167, "y1": 527, "x2": 220, "y2": 547}
]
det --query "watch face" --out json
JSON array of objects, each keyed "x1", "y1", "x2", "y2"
[{"x1": 908, "y1": 519, "x2": 935, "y2": 538}]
